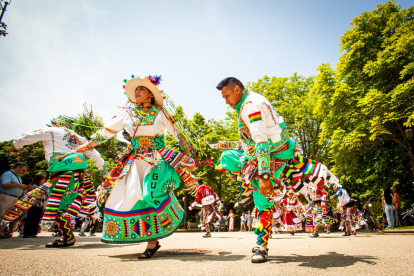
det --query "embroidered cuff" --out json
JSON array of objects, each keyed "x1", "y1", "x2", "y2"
[
  {"x1": 90, "y1": 132, "x2": 109, "y2": 146},
  {"x1": 99, "y1": 164, "x2": 108, "y2": 175},
  {"x1": 256, "y1": 141, "x2": 270, "y2": 175}
]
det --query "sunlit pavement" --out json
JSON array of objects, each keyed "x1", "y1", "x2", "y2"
[{"x1": 0, "y1": 230, "x2": 413, "y2": 276}]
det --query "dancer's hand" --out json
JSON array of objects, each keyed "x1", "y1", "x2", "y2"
[
  {"x1": 185, "y1": 164, "x2": 195, "y2": 172},
  {"x1": 259, "y1": 178, "x2": 273, "y2": 197},
  {"x1": 76, "y1": 144, "x2": 89, "y2": 154},
  {"x1": 76, "y1": 141, "x2": 96, "y2": 154}
]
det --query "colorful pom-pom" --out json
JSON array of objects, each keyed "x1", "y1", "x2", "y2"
[
  {"x1": 123, "y1": 85, "x2": 125, "y2": 89},
  {"x1": 131, "y1": 74, "x2": 135, "y2": 78},
  {"x1": 123, "y1": 79, "x2": 127, "y2": 83}
]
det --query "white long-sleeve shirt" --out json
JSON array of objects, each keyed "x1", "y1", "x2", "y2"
[
  {"x1": 12, "y1": 127, "x2": 106, "y2": 171},
  {"x1": 239, "y1": 92, "x2": 287, "y2": 147}
]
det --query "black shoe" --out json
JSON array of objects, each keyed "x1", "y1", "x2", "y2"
[
  {"x1": 138, "y1": 241, "x2": 161, "y2": 259},
  {"x1": 45, "y1": 238, "x2": 76, "y2": 248},
  {"x1": 343, "y1": 233, "x2": 351, "y2": 236},
  {"x1": 203, "y1": 233, "x2": 211, "y2": 238},
  {"x1": 234, "y1": 191, "x2": 253, "y2": 209}
]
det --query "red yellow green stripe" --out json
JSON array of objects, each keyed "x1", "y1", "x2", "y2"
[{"x1": 248, "y1": 111, "x2": 262, "y2": 123}]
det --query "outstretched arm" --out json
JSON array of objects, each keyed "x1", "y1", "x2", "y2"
[
  {"x1": 12, "y1": 128, "x2": 49, "y2": 151},
  {"x1": 189, "y1": 189, "x2": 202, "y2": 210},
  {"x1": 76, "y1": 110, "x2": 129, "y2": 154}
]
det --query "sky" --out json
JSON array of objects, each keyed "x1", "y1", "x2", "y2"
[{"x1": 0, "y1": 0, "x2": 412, "y2": 141}]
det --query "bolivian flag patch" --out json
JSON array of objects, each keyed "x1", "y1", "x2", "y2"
[{"x1": 248, "y1": 111, "x2": 262, "y2": 123}]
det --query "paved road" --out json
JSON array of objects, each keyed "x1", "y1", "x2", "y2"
[{"x1": 0, "y1": 230, "x2": 413, "y2": 276}]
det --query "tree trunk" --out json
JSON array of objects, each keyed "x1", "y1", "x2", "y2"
[{"x1": 408, "y1": 143, "x2": 414, "y2": 179}]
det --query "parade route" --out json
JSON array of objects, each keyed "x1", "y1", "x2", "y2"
[{"x1": 1, "y1": 231, "x2": 413, "y2": 276}]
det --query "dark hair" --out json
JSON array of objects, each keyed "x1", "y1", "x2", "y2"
[
  {"x1": 383, "y1": 189, "x2": 393, "y2": 205},
  {"x1": 216, "y1": 77, "x2": 245, "y2": 91},
  {"x1": 31, "y1": 174, "x2": 46, "y2": 185},
  {"x1": 198, "y1": 179, "x2": 203, "y2": 185},
  {"x1": 13, "y1": 162, "x2": 28, "y2": 169},
  {"x1": 151, "y1": 97, "x2": 155, "y2": 105}
]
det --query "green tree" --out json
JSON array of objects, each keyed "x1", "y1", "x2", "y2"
[{"x1": 334, "y1": 1, "x2": 414, "y2": 177}]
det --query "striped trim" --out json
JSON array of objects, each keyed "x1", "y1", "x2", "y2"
[
  {"x1": 104, "y1": 194, "x2": 171, "y2": 217},
  {"x1": 248, "y1": 111, "x2": 262, "y2": 123}
]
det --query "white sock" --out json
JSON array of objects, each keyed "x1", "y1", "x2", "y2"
[{"x1": 259, "y1": 245, "x2": 267, "y2": 251}]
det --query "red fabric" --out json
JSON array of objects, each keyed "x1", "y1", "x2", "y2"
[{"x1": 193, "y1": 185, "x2": 219, "y2": 204}]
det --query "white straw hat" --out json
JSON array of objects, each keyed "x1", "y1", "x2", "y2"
[{"x1": 125, "y1": 75, "x2": 163, "y2": 107}]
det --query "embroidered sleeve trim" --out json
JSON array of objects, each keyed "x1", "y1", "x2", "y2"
[
  {"x1": 256, "y1": 141, "x2": 270, "y2": 175},
  {"x1": 90, "y1": 133, "x2": 108, "y2": 146},
  {"x1": 99, "y1": 164, "x2": 108, "y2": 175}
]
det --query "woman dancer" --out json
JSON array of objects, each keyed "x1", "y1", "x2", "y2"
[
  {"x1": 281, "y1": 187, "x2": 302, "y2": 235},
  {"x1": 76, "y1": 75, "x2": 198, "y2": 259}
]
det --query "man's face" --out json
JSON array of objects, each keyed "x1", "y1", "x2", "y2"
[
  {"x1": 16, "y1": 166, "x2": 27, "y2": 175},
  {"x1": 333, "y1": 186, "x2": 339, "y2": 192},
  {"x1": 221, "y1": 85, "x2": 243, "y2": 109}
]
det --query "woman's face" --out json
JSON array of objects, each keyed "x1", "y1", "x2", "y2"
[
  {"x1": 288, "y1": 193, "x2": 294, "y2": 198},
  {"x1": 135, "y1": 86, "x2": 153, "y2": 104}
]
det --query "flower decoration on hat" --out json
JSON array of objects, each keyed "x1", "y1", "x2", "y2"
[{"x1": 145, "y1": 75, "x2": 162, "y2": 86}]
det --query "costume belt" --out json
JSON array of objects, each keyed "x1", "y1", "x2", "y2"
[{"x1": 131, "y1": 135, "x2": 165, "y2": 150}]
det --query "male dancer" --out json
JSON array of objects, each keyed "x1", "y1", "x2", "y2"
[
  {"x1": 216, "y1": 77, "x2": 296, "y2": 263},
  {"x1": 6, "y1": 115, "x2": 106, "y2": 247},
  {"x1": 189, "y1": 179, "x2": 221, "y2": 238},
  {"x1": 330, "y1": 183, "x2": 354, "y2": 236}
]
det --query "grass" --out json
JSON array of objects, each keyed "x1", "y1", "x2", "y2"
[{"x1": 387, "y1": 225, "x2": 414, "y2": 230}]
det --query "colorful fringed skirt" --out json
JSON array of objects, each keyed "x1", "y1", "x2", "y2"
[
  {"x1": 102, "y1": 158, "x2": 183, "y2": 243},
  {"x1": 281, "y1": 210, "x2": 302, "y2": 232}
]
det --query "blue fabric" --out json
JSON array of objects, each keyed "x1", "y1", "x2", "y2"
[
  {"x1": 384, "y1": 204, "x2": 394, "y2": 227},
  {"x1": 333, "y1": 188, "x2": 343, "y2": 199},
  {"x1": 0, "y1": 171, "x2": 23, "y2": 196}
]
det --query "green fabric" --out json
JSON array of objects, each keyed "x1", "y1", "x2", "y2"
[
  {"x1": 252, "y1": 179, "x2": 275, "y2": 211},
  {"x1": 235, "y1": 90, "x2": 249, "y2": 114},
  {"x1": 48, "y1": 153, "x2": 88, "y2": 173},
  {"x1": 220, "y1": 149, "x2": 245, "y2": 172},
  {"x1": 101, "y1": 161, "x2": 183, "y2": 243},
  {"x1": 131, "y1": 135, "x2": 165, "y2": 150},
  {"x1": 133, "y1": 161, "x2": 181, "y2": 210}
]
